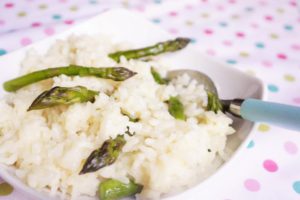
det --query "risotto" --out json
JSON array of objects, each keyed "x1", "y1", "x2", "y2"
[{"x1": 0, "y1": 35, "x2": 234, "y2": 200}]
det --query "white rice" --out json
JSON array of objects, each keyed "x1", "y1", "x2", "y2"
[{"x1": 0, "y1": 35, "x2": 234, "y2": 199}]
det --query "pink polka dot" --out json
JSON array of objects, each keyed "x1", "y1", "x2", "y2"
[
  {"x1": 204, "y1": 29, "x2": 213, "y2": 35},
  {"x1": 135, "y1": 5, "x2": 145, "y2": 12},
  {"x1": 185, "y1": 4, "x2": 194, "y2": 10},
  {"x1": 259, "y1": 0, "x2": 268, "y2": 6},
  {"x1": 262, "y1": 60, "x2": 273, "y2": 68},
  {"x1": 20, "y1": 37, "x2": 32, "y2": 46},
  {"x1": 168, "y1": 28, "x2": 178, "y2": 35},
  {"x1": 277, "y1": 53, "x2": 287, "y2": 60},
  {"x1": 206, "y1": 49, "x2": 216, "y2": 56},
  {"x1": 291, "y1": 44, "x2": 300, "y2": 50},
  {"x1": 31, "y1": 22, "x2": 42, "y2": 27},
  {"x1": 0, "y1": 20, "x2": 5, "y2": 26},
  {"x1": 216, "y1": 5, "x2": 224, "y2": 11},
  {"x1": 222, "y1": 40, "x2": 232, "y2": 46},
  {"x1": 236, "y1": 32, "x2": 245, "y2": 38},
  {"x1": 284, "y1": 141, "x2": 298, "y2": 154},
  {"x1": 44, "y1": 27, "x2": 55, "y2": 36},
  {"x1": 244, "y1": 179, "x2": 260, "y2": 192},
  {"x1": 59, "y1": 0, "x2": 67, "y2": 2},
  {"x1": 228, "y1": 0, "x2": 236, "y2": 3},
  {"x1": 290, "y1": 1, "x2": 297, "y2": 7},
  {"x1": 263, "y1": 159, "x2": 278, "y2": 172},
  {"x1": 4, "y1": 3, "x2": 14, "y2": 8},
  {"x1": 251, "y1": 23, "x2": 259, "y2": 29},
  {"x1": 169, "y1": 11, "x2": 178, "y2": 17},
  {"x1": 293, "y1": 97, "x2": 300, "y2": 105},
  {"x1": 265, "y1": 15, "x2": 273, "y2": 21},
  {"x1": 64, "y1": 20, "x2": 74, "y2": 25}
]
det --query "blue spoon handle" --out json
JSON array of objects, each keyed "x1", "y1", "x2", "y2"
[{"x1": 240, "y1": 99, "x2": 300, "y2": 131}]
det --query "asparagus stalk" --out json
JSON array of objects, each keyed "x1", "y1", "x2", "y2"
[
  {"x1": 150, "y1": 67, "x2": 169, "y2": 85},
  {"x1": 99, "y1": 179, "x2": 143, "y2": 200},
  {"x1": 3, "y1": 65, "x2": 137, "y2": 92},
  {"x1": 80, "y1": 127, "x2": 135, "y2": 175},
  {"x1": 79, "y1": 134, "x2": 126, "y2": 175},
  {"x1": 109, "y1": 37, "x2": 191, "y2": 62},
  {"x1": 166, "y1": 96, "x2": 186, "y2": 121},
  {"x1": 28, "y1": 86, "x2": 99, "y2": 111},
  {"x1": 207, "y1": 91, "x2": 223, "y2": 113}
]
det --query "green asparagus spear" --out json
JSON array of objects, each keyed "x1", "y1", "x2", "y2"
[
  {"x1": 28, "y1": 86, "x2": 99, "y2": 111},
  {"x1": 207, "y1": 91, "x2": 223, "y2": 113},
  {"x1": 109, "y1": 37, "x2": 191, "y2": 62},
  {"x1": 99, "y1": 179, "x2": 143, "y2": 200},
  {"x1": 166, "y1": 96, "x2": 186, "y2": 120},
  {"x1": 3, "y1": 65, "x2": 137, "y2": 92},
  {"x1": 150, "y1": 67, "x2": 169, "y2": 85},
  {"x1": 79, "y1": 134, "x2": 126, "y2": 175}
]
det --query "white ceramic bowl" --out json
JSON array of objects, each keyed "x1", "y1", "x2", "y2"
[{"x1": 0, "y1": 9, "x2": 266, "y2": 200}]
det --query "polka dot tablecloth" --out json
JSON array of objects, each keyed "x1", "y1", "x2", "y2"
[{"x1": 0, "y1": 0, "x2": 300, "y2": 199}]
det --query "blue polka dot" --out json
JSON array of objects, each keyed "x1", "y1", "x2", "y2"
[
  {"x1": 219, "y1": 22, "x2": 228, "y2": 27},
  {"x1": 226, "y1": 59, "x2": 237, "y2": 64},
  {"x1": 154, "y1": 0, "x2": 162, "y2": 3},
  {"x1": 247, "y1": 140, "x2": 255, "y2": 149},
  {"x1": 152, "y1": 18, "x2": 161, "y2": 23},
  {"x1": 284, "y1": 25, "x2": 293, "y2": 31},
  {"x1": 268, "y1": 84, "x2": 279, "y2": 92},
  {"x1": 190, "y1": 38, "x2": 197, "y2": 44},
  {"x1": 255, "y1": 42, "x2": 265, "y2": 48},
  {"x1": 293, "y1": 181, "x2": 300, "y2": 194},
  {"x1": 245, "y1": 7, "x2": 253, "y2": 12},
  {"x1": 52, "y1": 14, "x2": 61, "y2": 20},
  {"x1": 0, "y1": 49, "x2": 7, "y2": 56},
  {"x1": 89, "y1": 0, "x2": 98, "y2": 4}
]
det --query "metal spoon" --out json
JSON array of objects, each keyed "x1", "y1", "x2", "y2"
[{"x1": 167, "y1": 69, "x2": 300, "y2": 131}]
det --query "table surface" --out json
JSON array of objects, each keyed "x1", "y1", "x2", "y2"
[{"x1": 0, "y1": 0, "x2": 300, "y2": 199}]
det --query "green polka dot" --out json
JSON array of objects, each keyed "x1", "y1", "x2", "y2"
[
  {"x1": 38, "y1": 4, "x2": 48, "y2": 9},
  {"x1": 258, "y1": 124, "x2": 270, "y2": 132},
  {"x1": 240, "y1": 51, "x2": 249, "y2": 57},
  {"x1": 270, "y1": 33, "x2": 279, "y2": 39},
  {"x1": 17, "y1": 11, "x2": 26, "y2": 17},
  {"x1": 284, "y1": 74, "x2": 295, "y2": 82},
  {"x1": 70, "y1": 5, "x2": 78, "y2": 11},
  {"x1": 0, "y1": 182, "x2": 13, "y2": 196},
  {"x1": 268, "y1": 84, "x2": 279, "y2": 92}
]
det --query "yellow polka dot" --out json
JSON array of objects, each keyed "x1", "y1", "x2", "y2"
[
  {"x1": 201, "y1": 13, "x2": 209, "y2": 18},
  {"x1": 284, "y1": 74, "x2": 295, "y2": 82},
  {"x1": 70, "y1": 5, "x2": 78, "y2": 11},
  {"x1": 38, "y1": 4, "x2": 48, "y2": 9},
  {"x1": 240, "y1": 52, "x2": 249, "y2": 57},
  {"x1": 245, "y1": 70, "x2": 256, "y2": 76},
  {"x1": 185, "y1": 20, "x2": 194, "y2": 26},
  {"x1": 276, "y1": 8, "x2": 285, "y2": 14},
  {"x1": 17, "y1": 11, "x2": 26, "y2": 17},
  {"x1": 270, "y1": 33, "x2": 279, "y2": 39},
  {"x1": 231, "y1": 14, "x2": 240, "y2": 19},
  {"x1": 0, "y1": 182, "x2": 13, "y2": 196},
  {"x1": 258, "y1": 124, "x2": 270, "y2": 132}
]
